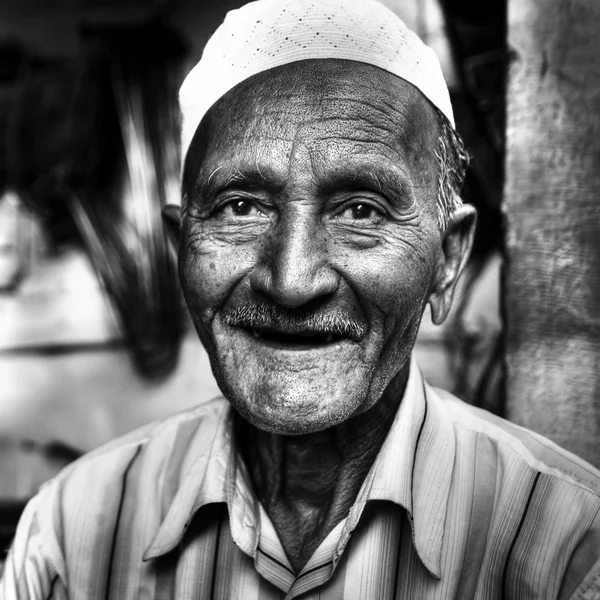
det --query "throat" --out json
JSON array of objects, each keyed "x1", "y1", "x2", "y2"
[
  {"x1": 241, "y1": 428, "x2": 362, "y2": 573},
  {"x1": 234, "y1": 365, "x2": 409, "y2": 574}
]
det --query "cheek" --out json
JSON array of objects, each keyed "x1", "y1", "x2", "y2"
[
  {"x1": 337, "y1": 237, "x2": 438, "y2": 407},
  {"x1": 178, "y1": 224, "x2": 257, "y2": 323},
  {"x1": 336, "y1": 236, "x2": 436, "y2": 329}
]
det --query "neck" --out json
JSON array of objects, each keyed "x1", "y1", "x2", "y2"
[{"x1": 235, "y1": 363, "x2": 410, "y2": 574}]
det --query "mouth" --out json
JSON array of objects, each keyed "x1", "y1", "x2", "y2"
[{"x1": 243, "y1": 327, "x2": 347, "y2": 349}]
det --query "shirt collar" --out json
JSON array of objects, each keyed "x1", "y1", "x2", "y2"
[
  {"x1": 361, "y1": 356, "x2": 456, "y2": 578},
  {"x1": 142, "y1": 401, "x2": 259, "y2": 560},
  {"x1": 143, "y1": 356, "x2": 456, "y2": 579}
]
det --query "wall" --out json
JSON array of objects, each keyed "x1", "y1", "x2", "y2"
[{"x1": 505, "y1": 0, "x2": 600, "y2": 467}]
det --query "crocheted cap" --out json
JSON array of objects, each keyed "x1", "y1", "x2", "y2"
[{"x1": 179, "y1": 0, "x2": 454, "y2": 168}]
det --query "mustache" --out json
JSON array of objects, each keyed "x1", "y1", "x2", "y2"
[{"x1": 222, "y1": 303, "x2": 368, "y2": 342}]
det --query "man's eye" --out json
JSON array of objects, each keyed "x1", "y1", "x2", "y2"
[
  {"x1": 339, "y1": 203, "x2": 383, "y2": 222},
  {"x1": 221, "y1": 199, "x2": 264, "y2": 218}
]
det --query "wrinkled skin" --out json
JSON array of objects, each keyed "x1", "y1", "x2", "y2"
[{"x1": 164, "y1": 59, "x2": 475, "y2": 572}]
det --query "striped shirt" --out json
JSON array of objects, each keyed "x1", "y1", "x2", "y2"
[{"x1": 2, "y1": 357, "x2": 600, "y2": 600}]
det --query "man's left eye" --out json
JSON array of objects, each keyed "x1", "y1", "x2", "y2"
[{"x1": 339, "y1": 203, "x2": 383, "y2": 222}]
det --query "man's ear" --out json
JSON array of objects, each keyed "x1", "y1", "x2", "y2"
[
  {"x1": 428, "y1": 204, "x2": 477, "y2": 325},
  {"x1": 162, "y1": 204, "x2": 181, "y2": 247}
]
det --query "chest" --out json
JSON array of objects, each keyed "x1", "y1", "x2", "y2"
[{"x1": 67, "y1": 502, "x2": 560, "y2": 600}]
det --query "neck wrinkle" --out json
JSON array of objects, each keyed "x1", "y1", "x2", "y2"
[{"x1": 234, "y1": 362, "x2": 410, "y2": 572}]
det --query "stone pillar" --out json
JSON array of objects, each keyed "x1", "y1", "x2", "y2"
[{"x1": 504, "y1": 0, "x2": 600, "y2": 466}]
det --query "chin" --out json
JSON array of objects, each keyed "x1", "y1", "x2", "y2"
[
  {"x1": 209, "y1": 341, "x2": 372, "y2": 435},
  {"x1": 223, "y1": 382, "x2": 369, "y2": 435}
]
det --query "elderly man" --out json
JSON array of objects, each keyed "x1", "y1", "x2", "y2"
[{"x1": 3, "y1": 0, "x2": 600, "y2": 598}]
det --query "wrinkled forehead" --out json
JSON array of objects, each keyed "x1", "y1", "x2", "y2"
[{"x1": 182, "y1": 60, "x2": 441, "y2": 196}]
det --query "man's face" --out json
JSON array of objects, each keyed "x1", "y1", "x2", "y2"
[{"x1": 178, "y1": 60, "x2": 445, "y2": 434}]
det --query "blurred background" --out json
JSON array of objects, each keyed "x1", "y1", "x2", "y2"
[{"x1": 0, "y1": 0, "x2": 507, "y2": 562}]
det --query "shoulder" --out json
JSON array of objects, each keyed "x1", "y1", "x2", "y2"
[
  {"x1": 434, "y1": 385, "x2": 600, "y2": 496},
  {"x1": 431, "y1": 386, "x2": 600, "y2": 599},
  {"x1": 48, "y1": 395, "x2": 229, "y2": 498},
  {"x1": 5, "y1": 397, "x2": 230, "y2": 596},
  {"x1": 25, "y1": 396, "x2": 230, "y2": 549}
]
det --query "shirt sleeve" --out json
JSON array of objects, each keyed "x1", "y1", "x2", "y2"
[
  {"x1": 563, "y1": 507, "x2": 600, "y2": 600},
  {"x1": 0, "y1": 490, "x2": 67, "y2": 600},
  {"x1": 568, "y1": 557, "x2": 600, "y2": 600}
]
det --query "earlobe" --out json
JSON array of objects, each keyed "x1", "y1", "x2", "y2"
[
  {"x1": 162, "y1": 204, "x2": 181, "y2": 247},
  {"x1": 428, "y1": 204, "x2": 477, "y2": 325}
]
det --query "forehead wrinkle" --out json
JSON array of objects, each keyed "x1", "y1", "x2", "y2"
[
  {"x1": 216, "y1": 75, "x2": 416, "y2": 145},
  {"x1": 191, "y1": 60, "x2": 441, "y2": 205},
  {"x1": 195, "y1": 161, "x2": 288, "y2": 200},
  {"x1": 317, "y1": 98, "x2": 435, "y2": 170},
  {"x1": 304, "y1": 127, "x2": 428, "y2": 193},
  {"x1": 289, "y1": 109, "x2": 428, "y2": 175},
  {"x1": 311, "y1": 156, "x2": 417, "y2": 205},
  {"x1": 207, "y1": 166, "x2": 223, "y2": 187},
  {"x1": 280, "y1": 95, "x2": 436, "y2": 185},
  {"x1": 254, "y1": 95, "x2": 414, "y2": 145}
]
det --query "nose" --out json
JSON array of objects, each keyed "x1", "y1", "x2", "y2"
[{"x1": 250, "y1": 210, "x2": 339, "y2": 309}]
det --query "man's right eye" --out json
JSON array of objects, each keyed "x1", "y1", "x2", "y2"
[{"x1": 220, "y1": 199, "x2": 266, "y2": 218}]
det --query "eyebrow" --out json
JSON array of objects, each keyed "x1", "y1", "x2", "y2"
[
  {"x1": 187, "y1": 162, "x2": 417, "y2": 207},
  {"x1": 316, "y1": 165, "x2": 415, "y2": 206},
  {"x1": 190, "y1": 166, "x2": 286, "y2": 201}
]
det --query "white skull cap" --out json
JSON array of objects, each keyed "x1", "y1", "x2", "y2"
[{"x1": 179, "y1": 0, "x2": 454, "y2": 169}]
